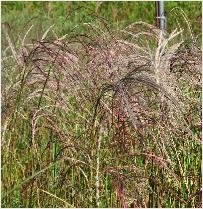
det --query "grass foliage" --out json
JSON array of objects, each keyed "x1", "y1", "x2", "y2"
[{"x1": 1, "y1": 3, "x2": 202, "y2": 208}]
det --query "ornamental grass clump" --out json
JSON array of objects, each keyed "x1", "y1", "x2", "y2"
[{"x1": 1, "y1": 12, "x2": 201, "y2": 208}]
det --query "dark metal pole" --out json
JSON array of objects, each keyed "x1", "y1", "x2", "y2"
[{"x1": 155, "y1": 1, "x2": 166, "y2": 31}]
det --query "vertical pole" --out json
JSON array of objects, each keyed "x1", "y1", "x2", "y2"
[{"x1": 155, "y1": 1, "x2": 166, "y2": 31}]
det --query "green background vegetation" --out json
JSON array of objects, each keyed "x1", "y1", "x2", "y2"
[{"x1": 2, "y1": 1, "x2": 202, "y2": 37}]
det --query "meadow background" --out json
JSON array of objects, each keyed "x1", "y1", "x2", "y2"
[
  {"x1": 1, "y1": 1, "x2": 202, "y2": 42},
  {"x1": 1, "y1": 1, "x2": 202, "y2": 208}
]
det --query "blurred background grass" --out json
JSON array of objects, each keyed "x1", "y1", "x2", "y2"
[{"x1": 2, "y1": 1, "x2": 202, "y2": 39}]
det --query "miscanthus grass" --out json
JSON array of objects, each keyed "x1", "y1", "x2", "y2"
[{"x1": 1, "y1": 10, "x2": 201, "y2": 208}]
